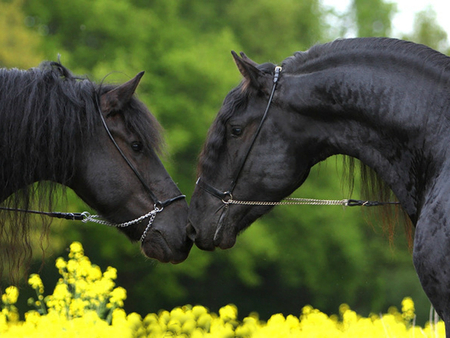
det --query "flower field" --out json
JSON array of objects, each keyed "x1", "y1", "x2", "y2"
[{"x1": 0, "y1": 242, "x2": 446, "y2": 337}]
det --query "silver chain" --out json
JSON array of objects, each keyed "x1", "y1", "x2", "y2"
[
  {"x1": 225, "y1": 197, "x2": 351, "y2": 207},
  {"x1": 139, "y1": 212, "x2": 157, "y2": 243},
  {"x1": 81, "y1": 204, "x2": 164, "y2": 242}
]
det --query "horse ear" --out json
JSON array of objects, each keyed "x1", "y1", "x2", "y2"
[
  {"x1": 231, "y1": 51, "x2": 264, "y2": 90},
  {"x1": 239, "y1": 52, "x2": 259, "y2": 68},
  {"x1": 100, "y1": 71, "x2": 144, "y2": 114}
]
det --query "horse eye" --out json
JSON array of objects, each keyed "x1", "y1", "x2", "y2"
[
  {"x1": 131, "y1": 141, "x2": 143, "y2": 152},
  {"x1": 231, "y1": 127, "x2": 242, "y2": 137}
]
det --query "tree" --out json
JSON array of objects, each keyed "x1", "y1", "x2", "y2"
[
  {"x1": 351, "y1": 0, "x2": 397, "y2": 37},
  {"x1": 402, "y1": 6, "x2": 449, "y2": 53},
  {"x1": 0, "y1": 0, "x2": 43, "y2": 68}
]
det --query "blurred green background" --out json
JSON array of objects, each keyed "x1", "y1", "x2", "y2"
[{"x1": 1, "y1": 0, "x2": 448, "y2": 325}]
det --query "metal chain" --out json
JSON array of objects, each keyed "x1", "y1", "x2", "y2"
[
  {"x1": 81, "y1": 206, "x2": 162, "y2": 243},
  {"x1": 225, "y1": 197, "x2": 350, "y2": 206},
  {"x1": 81, "y1": 206, "x2": 162, "y2": 228},
  {"x1": 140, "y1": 212, "x2": 157, "y2": 243},
  {"x1": 225, "y1": 197, "x2": 400, "y2": 207}
]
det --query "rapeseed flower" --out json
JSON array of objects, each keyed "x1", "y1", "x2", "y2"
[
  {"x1": 0, "y1": 242, "x2": 447, "y2": 337},
  {"x1": 1, "y1": 286, "x2": 18, "y2": 305}
]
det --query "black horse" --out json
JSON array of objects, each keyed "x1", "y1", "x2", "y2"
[
  {"x1": 0, "y1": 61, "x2": 191, "y2": 279},
  {"x1": 187, "y1": 38, "x2": 450, "y2": 335}
]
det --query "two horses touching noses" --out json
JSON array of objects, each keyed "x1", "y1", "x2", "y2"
[{"x1": 4, "y1": 37, "x2": 450, "y2": 336}]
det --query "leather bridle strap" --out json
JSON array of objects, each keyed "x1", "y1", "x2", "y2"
[
  {"x1": 196, "y1": 177, "x2": 231, "y2": 202},
  {"x1": 197, "y1": 66, "x2": 282, "y2": 202},
  {"x1": 229, "y1": 66, "x2": 282, "y2": 193},
  {"x1": 98, "y1": 108, "x2": 185, "y2": 209}
]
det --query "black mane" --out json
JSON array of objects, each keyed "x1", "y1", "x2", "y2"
[
  {"x1": 0, "y1": 61, "x2": 162, "y2": 281},
  {"x1": 282, "y1": 37, "x2": 450, "y2": 77}
]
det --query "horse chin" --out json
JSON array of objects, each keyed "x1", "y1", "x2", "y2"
[
  {"x1": 216, "y1": 234, "x2": 237, "y2": 250},
  {"x1": 140, "y1": 230, "x2": 190, "y2": 264},
  {"x1": 212, "y1": 218, "x2": 237, "y2": 249}
]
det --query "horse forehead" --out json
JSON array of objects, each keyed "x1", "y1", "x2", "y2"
[{"x1": 225, "y1": 92, "x2": 271, "y2": 121}]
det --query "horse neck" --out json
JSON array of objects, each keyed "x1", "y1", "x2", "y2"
[{"x1": 283, "y1": 64, "x2": 450, "y2": 222}]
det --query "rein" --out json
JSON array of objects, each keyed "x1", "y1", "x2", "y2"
[
  {"x1": 197, "y1": 65, "x2": 400, "y2": 209},
  {"x1": 0, "y1": 94, "x2": 185, "y2": 243},
  {"x1": 223, "y1": 197, "x2": 399, "y2": 207}
]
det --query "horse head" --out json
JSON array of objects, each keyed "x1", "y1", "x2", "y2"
[
  {"x1": 67, "y1": 72, "x2": 192, "y2": 263},
  {"x1": 188, "y1": 52, "x2": 311, "y2": 250}
]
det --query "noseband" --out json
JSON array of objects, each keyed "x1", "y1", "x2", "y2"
[{"x1": 96, "y1": 97, "x2": 185, "y2": 242}]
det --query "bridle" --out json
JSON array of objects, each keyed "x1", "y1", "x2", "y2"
[
  {"x1": 196, "y1": 65, "x2": 399, "y2": 209},
  {"x1": 0, "y1": 94, "x2": 185, "y2": 243},
  {"x1": 196, "y1": 66, "x2": 283, "y2": 205},
  {"x1": 93, "y1": 98, "x2": 185, "y2": 242}
]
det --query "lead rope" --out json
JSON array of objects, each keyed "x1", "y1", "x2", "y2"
[{"x1": 0, "y1": 205, "x2": 164, "y2": 243}]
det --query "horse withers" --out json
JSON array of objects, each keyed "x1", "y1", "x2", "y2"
[
  {"x1": 0, "y1": 62, "x2": 192, "y2": 279},
  {"x1": 187, "y1": 38, "x2": 450, "y2": 336}
]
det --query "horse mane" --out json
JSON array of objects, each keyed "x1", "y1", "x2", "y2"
[
  {"x1": 0, "y1": 61, "x2": 163, "y2": 283},
  {"x1": 282, "y1": 37, "x2": 450, "y2": 78}
]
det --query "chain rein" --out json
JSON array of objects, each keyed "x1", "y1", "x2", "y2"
[
  {"x1": 81, "y1": 204, "x2": 163, "y2": 243},
  {"x1": 224, "y1": 196, "x2": 398, "y2": 207},
  {"x1": 224, "y1": 197, "x2": 348, "y2": 206}
]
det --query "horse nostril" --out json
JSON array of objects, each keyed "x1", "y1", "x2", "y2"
[{"x1": 186, "y1": 222, "x2": 197, "y2": 242}]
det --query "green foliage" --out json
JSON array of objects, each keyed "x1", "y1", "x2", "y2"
[
  {"x1": 402, "y1": 6, "x2": 449, "y2": 53},
  {"x1": 2, "y1": 0, "x2": 438, "y2": 325},
  {"x1": 0, "y1": 0, "x2": 43, "y2": 68},
  {"x1": 351, "y1": 0, "x2": 397, "y2": 37}
]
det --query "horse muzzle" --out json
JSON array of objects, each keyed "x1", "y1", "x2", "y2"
[
  {"x1": 186, "y1": 207, "x2": 237, "y2": 251},
  {"x1": 141, "y1": 227, "x2": 192, "y2": 263}
]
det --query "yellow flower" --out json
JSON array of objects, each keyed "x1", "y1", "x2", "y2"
[
  {"x1": 3, "y1": 241, "x2": 447, "y2": 338},
  {"x1": 69, "y1": 298, "x2": 88, "y2": 317},
  {"x1": 109, "y1": 287, "x2": 127, "y2": 307},
  {"x1": 69, "y1": 241, "x2": 84, "y2": 258},
  {"x1": 103, "y1": 266, "x2": 117, "y2": 281},
  {"x1": 88, "y1": 265, "x2": 102, "y2": 281},
  {"x1": 67, "y1": 259, "x2": 78, "y2": 274},
  {"x1": 28, "y1": 274, "x2": 44, "y2": 293},
  {"x1": 112, "y1": 308, "x2": 127, "y2": 325},
  {"x1": 219, "y1": 304, "x2": 237, "y2": 322},
  {"x1": 52, "y1": 283, "x2": 70, "y2": 301},
  {"x1": 1, "y1": 287, "x2": 19, "y2": 305},
  {"x1": 55, "y1": 257, "x2": 66, "y2": 271},
  {"x1": 401, "y1": 297, "x2": 415, "y2": 322}
]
